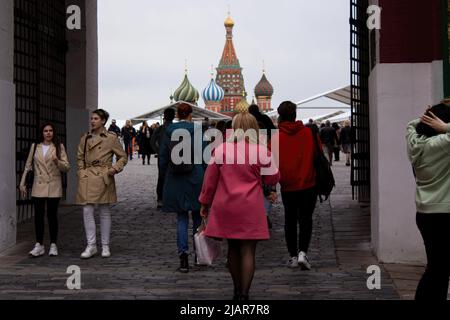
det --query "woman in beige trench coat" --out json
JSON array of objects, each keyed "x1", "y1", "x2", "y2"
[
  {"x1": 77, "y1": 109, "x2": 128, "y2": 259},
  {"x1": 20, "y1": 122, "x2": 70, "y2": 258}
]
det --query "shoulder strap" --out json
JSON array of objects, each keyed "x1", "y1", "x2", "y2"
[{"x1": 31, "y1": 143, "x2": 37, "y2": 169}]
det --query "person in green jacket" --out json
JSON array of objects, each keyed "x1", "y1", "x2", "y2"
[{"x1": 406, "y1": 101, "x2": 450, "y2": 301}]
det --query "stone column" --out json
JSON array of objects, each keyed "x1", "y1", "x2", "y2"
[
  {"x1": 370, "y1": 0, "x2": 444, "y2": 263},
  {"x1": 65, "y1": 0, "x2": 98, "y2": 204},
  {"x1": 0, "y1": 0, "x2": 17, "y2": 253}
]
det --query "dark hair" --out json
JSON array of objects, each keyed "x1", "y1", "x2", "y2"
[
  {"x1": 277, "y1": 101, "x2": 297, "y2": 123},
  {"x1": 248, "y1": 104, "x2": 261, "y2": 117},
  {"x1": 164, "y1": 108, "x2": 176, "y2": 122},
  {"x1": 215, "y1": 120, "x2": 227, "y2": 135},
  {"x1": 177, "y1": 103, "x2": 193, "y2": 120},
  {"x1": 225, "y1": 120, "x2": 233, "y2": 129},
  {"x1": 93, "y1": 109, "x2": 110, "y2": 125},
  {"x1": 38, "y1": 122, "x2": 62, "y2": 159},
  {"x1": 417, "y1": 103, "x2": 450, "y2": 137}
]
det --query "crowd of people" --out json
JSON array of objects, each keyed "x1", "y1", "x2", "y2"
[
  {"x1": 19, "y1": 98, "x2": 450, "y2": 301},
  {"x1": 17, "y1": 102, "x2": 352, "y2": 301}
]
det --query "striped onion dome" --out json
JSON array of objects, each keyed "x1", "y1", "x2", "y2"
[
  {"x1": 173, "y1": 74, "x2": 199, "y2": 104},
  {"x1": 254, "y1": 73, "x2": 274, "y2": 97},
  {"x1": 202, "y1": 79, "x2": 225, "y2": 102},
  {"x1": 235, "y1": 93, "x2": 250, "y2": 113}
]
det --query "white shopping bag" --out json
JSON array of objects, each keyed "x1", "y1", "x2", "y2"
[{"x1": 194, "y1": 220, "x2": 222, "y2": 266}]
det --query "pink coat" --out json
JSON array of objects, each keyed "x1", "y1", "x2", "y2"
[{"x1": 199, "y1": 142, "x2": 280, "y2": 240}]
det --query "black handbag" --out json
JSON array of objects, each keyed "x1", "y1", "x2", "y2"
[
  {"x1": 311, "y1": 128, "x2": 336, "y2": 203},
  {"x1": 25, "y1": 144, "x2": 37, "y2": 189}
]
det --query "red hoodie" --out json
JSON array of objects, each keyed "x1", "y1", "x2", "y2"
[{"x1": 271, "y1": 121, "x2": 317, "y2": 192}]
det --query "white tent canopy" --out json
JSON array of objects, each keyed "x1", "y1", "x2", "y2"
[
  {"x1": 130, "y1": 101, "x2": 232, "y2": 126},
  {"x1": 267, "y1": 85, "x2": 351, "y2": 119}
]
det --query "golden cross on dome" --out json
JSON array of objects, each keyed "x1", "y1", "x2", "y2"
[
  {"x1": 210, "y1": 64, "x2": 214, "y2": 78},
  {"x1": 262, "y1": 60, "x2": 266, "y2": 73},
  {"x1": 184, "y1": 59, "x2": 188, "y2": 75}
]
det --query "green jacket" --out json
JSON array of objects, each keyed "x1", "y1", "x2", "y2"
[{"x1": 406, "y1": 119, "x2": 450, "y2": 214}]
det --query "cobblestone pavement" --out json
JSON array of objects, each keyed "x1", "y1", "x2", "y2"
[{"x1": 0, "y1": 155, "x2": 401, "y2": 300}]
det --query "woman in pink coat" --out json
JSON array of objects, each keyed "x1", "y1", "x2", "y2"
[{"x1": 199, "y1": 112, "x2": 280, "y2": 301}]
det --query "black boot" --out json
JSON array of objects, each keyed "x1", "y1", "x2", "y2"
[{"x1": 178, "y1": 253, "x2": 189, "y2": 273}]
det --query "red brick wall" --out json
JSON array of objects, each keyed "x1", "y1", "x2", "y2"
[{"x1": 379, "y1": 0, "x2": 443, "y2": 63}]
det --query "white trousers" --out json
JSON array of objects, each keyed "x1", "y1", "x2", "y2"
[{"x1": 83, "y1": 204, "x2": 111, "y2": 246}]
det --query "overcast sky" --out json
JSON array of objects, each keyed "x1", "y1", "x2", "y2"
[{"x1": 98, "y1": 0, "x2": 350, "y2": 122}]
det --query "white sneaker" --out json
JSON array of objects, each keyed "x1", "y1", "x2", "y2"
[
  {"x1": 298, "y1": 251, "x2": 311, "y2": 270},
  {"x1": 49, "y1": 244, "x2": 58, "y2": 257},
  {"x1": 29, "y1": 243, "x2": 45, "y2": 258},
  {"x1": 287, "y1": 256, "x2": 299, "y2": 268},
  {"x1": 101, "y1": 245, "x2": 111, "y2": 258},
  {"x1": 80, "y1": 245, "x2": 98, "y2": 259}
]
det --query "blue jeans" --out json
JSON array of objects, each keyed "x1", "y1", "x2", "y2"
[
  {"x1": 264, "y1": 197, "x2": 272, "y2": 216},
  {"x1": 177, "y1": 211, "x2": 202, "y2": 256}
]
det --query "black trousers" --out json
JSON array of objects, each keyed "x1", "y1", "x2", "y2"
[
  {"x1": 415, "y1": 212, "x2": 450, "y2": 301},
  {"x1": 124, "y1": 140, "x2": 132, "y2": 159},
  {"x1": 33, "y1": 198, "x2": 60, "y2": 245},
  {"x1": 281, "y1": 188, "x2": 317, "y2": 257},
  {"x1": 333, "y1": 146, "x2": 340, "y2": 161}
]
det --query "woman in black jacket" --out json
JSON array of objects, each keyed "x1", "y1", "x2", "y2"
[{"x1": 139, "y1": 121, "x2": 153, "y2": 165}]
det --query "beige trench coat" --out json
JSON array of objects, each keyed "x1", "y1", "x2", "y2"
[
  {"x1": 76, "y1": 128, "x2": 128, "y2": 205},
  {"x1": 20, "y1": 143, "x2": 70, "y2": 198}
]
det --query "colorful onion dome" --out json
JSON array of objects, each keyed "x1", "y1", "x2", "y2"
[
  {"x1": 254, "y1": 73, "x2": 274, "y2": 97},
  {"x1": 173, "y1": 74, "x2": 199, "y2": 103},
  {"x1": 235, "y1": 92, "x2": 250, "y2": 113},
  {"x1": 202, "y1": 79, "x2": 225, "y2": 102}
]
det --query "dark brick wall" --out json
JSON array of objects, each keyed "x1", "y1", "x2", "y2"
[{"x1": 379, "y1": 0, "x2": 443, "y2": 63}]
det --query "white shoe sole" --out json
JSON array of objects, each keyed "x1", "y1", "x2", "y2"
[
  {"x1": 298, "y1": 260, "x2": 311, "y2": 270},
  {"x1": 81, "y1": 251, "x2": 98, "y2": 259},
  {"x1": 29, "y1": 252, "x2": 45, "y2": 258}
]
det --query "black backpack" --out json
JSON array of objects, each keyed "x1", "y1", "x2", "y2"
[
  {"x1": 311, "y1": 128, "x2": 335, "y2": 202},
  {"x1": 168, "y1": 135, "x2": 194, "y2": 175}
]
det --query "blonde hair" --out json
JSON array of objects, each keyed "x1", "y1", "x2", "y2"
[{"x1": 227, "y1": 112, "x2": 260, "y2": 144}]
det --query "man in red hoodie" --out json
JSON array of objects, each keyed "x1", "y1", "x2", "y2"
[{"x1": 271, "y1": 101, "x2": 319, "y2": 270}]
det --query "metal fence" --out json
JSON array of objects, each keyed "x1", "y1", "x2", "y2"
[
  {"x1": 350, "y1": 0, "x2": 371, "y2": 202},
  {"x1": 14, "y1": 0, "x2": 67, "y2": 223}
]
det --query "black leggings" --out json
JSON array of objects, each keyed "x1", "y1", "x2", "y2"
[
  {"x1": 33, "y1": 198, "x2": 60, "y2": 245},
  {"x1": 142, "y1": 153, "x2": 151, "y2": 164},
  {"x1": 227, "y1": 240, "x2": 258, "y2": 297},
  {"x1": 281, "y1": 188, "x2": 317, "y2": 257},
  {"x1": 415, "y1": 212, "x2": 450, "y2": 301}
]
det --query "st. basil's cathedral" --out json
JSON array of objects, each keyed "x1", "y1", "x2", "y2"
[{"x1": 171, "y1": 13, "x2": 274, "y2": 117}]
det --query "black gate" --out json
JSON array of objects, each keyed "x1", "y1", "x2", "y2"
[
  {"x1": 350, "y1": 0, "x2": 371, "y2": 202},
  {"x1": 14, "y1": 0, "x2": 67, "y2": 223}
]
